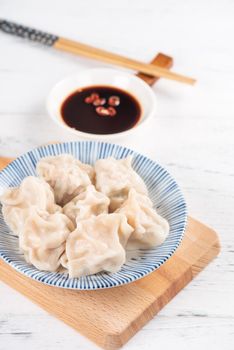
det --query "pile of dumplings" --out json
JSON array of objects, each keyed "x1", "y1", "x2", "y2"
[{"x1": 0, "y1": 154, "x2": 169, "y2": 278}]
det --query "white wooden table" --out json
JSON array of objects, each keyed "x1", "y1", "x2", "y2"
[{"x1": 0, "y1": 1, "x2": 233, "y2": 349}]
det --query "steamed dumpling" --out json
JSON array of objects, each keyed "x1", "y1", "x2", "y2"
[
  {"x1": 0, "y1": 176, "x2": 60, "y2": 236},
  {"x1": 36, "y1": 154, "x2": 93, "y2": 206},
  {"x1": 95, "y1": 156, "x2": 148, "y2": 211},
  {"x1": 19, "y1": 210, "x2": 74, "y2": 272},
  {"x1": 117, "y1": 189, "x2": 169, "y2": 249},
  {"x1": 1, "y1": 152, "x2": 170, "y2": 278},
  {"x1": 0, "y1": 176, "x2": 56, "y2": 210},
  {"x1": 63, "y1": 185, "x2": 110, "y2": 225},
  {"x1": 61, "y1": 213, "x2": 133, "y2": 278},
  {"x1": 77, "y1": 161, "x2": 95, "y2": 183}
]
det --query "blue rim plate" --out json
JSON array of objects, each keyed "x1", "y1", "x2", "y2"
[{"x1": 0, "y1": 141, "x2": 187, "y2": 290}]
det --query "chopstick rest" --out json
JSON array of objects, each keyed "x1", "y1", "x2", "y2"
[{"x1": 0, "y1": 19, "x2": 195, "y2": 85}]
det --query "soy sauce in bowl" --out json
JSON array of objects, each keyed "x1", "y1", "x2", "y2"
[{"x1": 61, "y1": 86, "x2": 141, "y2": 135}]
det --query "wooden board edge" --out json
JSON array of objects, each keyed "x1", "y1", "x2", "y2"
[{"x1": 109, "y1": 269, "x2": 192, "y2": 349}]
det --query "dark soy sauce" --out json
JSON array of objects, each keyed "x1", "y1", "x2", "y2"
[{"x1": 61, "y1": 86, "x2": 141, "y2": 135}]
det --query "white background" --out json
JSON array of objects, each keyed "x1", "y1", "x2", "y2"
[{"x1": 0, "y1": 0, "x2": 234, "y2": 349}]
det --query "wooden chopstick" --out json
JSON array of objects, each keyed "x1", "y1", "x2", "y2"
[
  {"x1": 55, "y1": 38, "x2": 195, "y2": 85},
  {"x1": 0, "y1": 19, "x2": 195, "y2": 85}
]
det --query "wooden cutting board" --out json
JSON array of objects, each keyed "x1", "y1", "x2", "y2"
[{"x1": 0, "y1": 54, "x2": 220, "y2": 350}]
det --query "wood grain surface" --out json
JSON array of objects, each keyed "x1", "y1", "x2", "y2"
[
  {"x1": 0, "y1": 157, "x2": 12, "y2": 169},
  {"x1": 0, "y1": 212, "x2": 220, "y2": 350}
]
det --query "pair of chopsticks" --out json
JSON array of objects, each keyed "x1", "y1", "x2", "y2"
[{"x1": 0, "y1": 19, "x2": 195, "y2": 85}]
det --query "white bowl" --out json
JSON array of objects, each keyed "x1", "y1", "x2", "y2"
[{"x1": 47, "y1": 68, "x2": 157, "y2": 140}]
